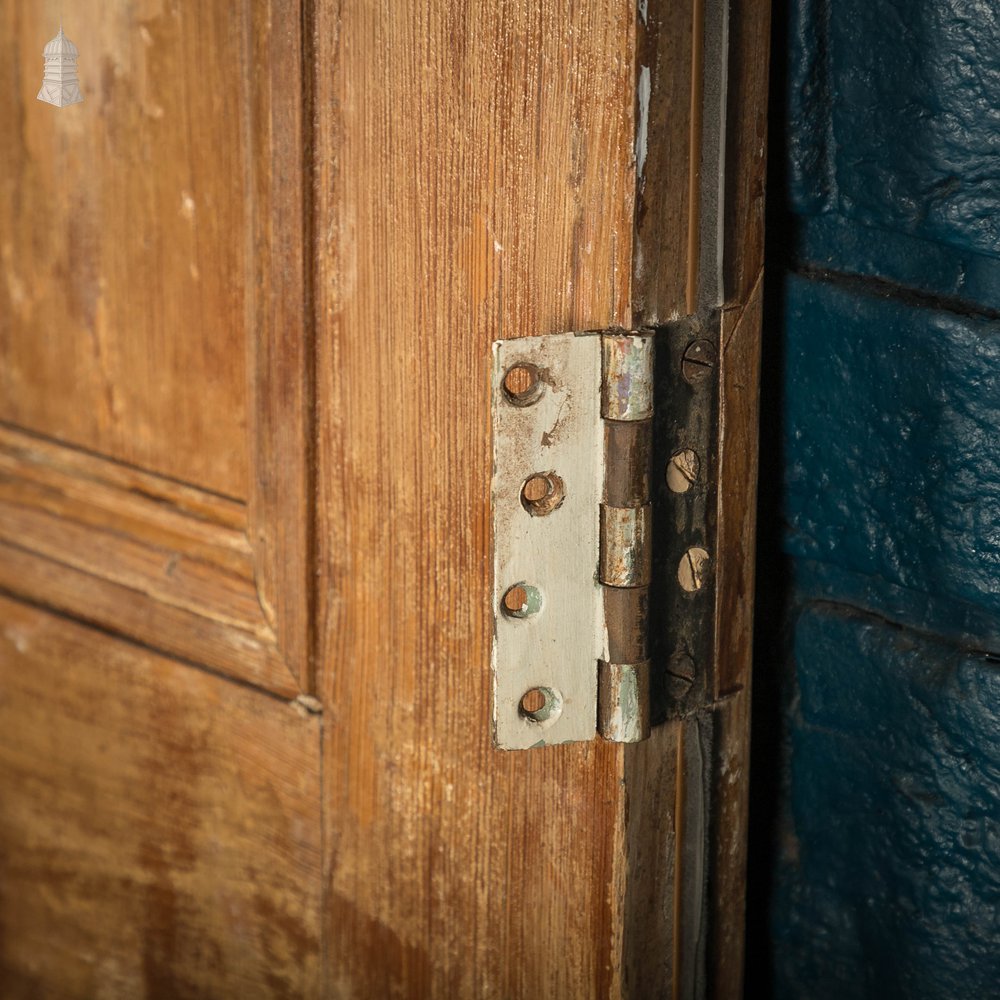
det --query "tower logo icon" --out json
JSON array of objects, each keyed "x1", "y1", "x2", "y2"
[{"x1": 37, "y1": 25, "x2": 83, "y2": 108}]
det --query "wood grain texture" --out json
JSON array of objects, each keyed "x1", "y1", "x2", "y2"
[
  {"x1": 0, "y1": 1, "x2": 312, "y2": 694},
  {"x1": 626, "y1": 2, "x2": 695, "y2": 994},
  {"x1": 0, "y1": 595, "x2": 322, "y2": 1000},
  {"x1": 247, "y1": 0, "x2": 313, "y2": 693},
  {"x1": 622, "y1": 722, "x2": 680, "y2": 999},
  {"x1": 706, "y1": 689, "x2": 753, "y2": 1000},
  {"x1": 706, "y1": 280, "x2": 763, "y2": 999},
  {"x1": 0, "y1": 2, "x2": 250, "y2": 496},
  {"x1": 714, "y1": 281, "x2": 763, "y2": 701},
  {"x1": 314, "y1": 1, "x2": 635, "y2": 995},
  {"x1": 722, "y1": 0, "x2": 771, "y2": 306},
  {"x1": 702, "y1": 3, "x2": 770, "y2": 991},
  {"x1": 633, "y1": 0, "x2": 697, "y2": 323},
  {"x1": 0, "y1": 424, "x2": 299, "y2": 695}
]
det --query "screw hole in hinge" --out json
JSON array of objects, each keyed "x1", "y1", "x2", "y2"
[
  {"x1": 666, "y1": 651, "x2": 697, "y2": 700},
  {"x1": 501, "y1": 583, "x2": 542, "y2": 618},
  {"x1": 520, "y1": 472, "x2": 565, "y2": 516},
  {"x1": 502, "y1": 363, "x2": 544, "y2": 406},
  {"x1": 519, "y1": 686, "x2": 562, "y2": 723}
]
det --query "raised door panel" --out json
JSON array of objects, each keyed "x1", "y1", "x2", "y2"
[
  {"x1": 0, "y1": 596, "x2": 323, "y2": 999},
  {"x1": 0, "y1": 1, "x2": 310, "y2": 695},
  {"x1": 1, "y1": 3, "x2": 249, "y2": 495}
]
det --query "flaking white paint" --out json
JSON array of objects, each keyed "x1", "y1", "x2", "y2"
[
  {"x1": 636, "y1": 65, "x2": 651, "y2": 180},
  {"x1": 491, "y1": 334, "x2": 605, "y2": 749}
]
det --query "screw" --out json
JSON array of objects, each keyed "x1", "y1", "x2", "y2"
[
  {"x1": 520, "y1": 471, "x2": 566, "y2": 516},
  {"x1": 666, "y1": 449, "x2": 700, "y2": 493},
  {"x1": 667, "y1": 652, "x2": 696, "y2": 700},
  {"x1": 501, "y1": 583, "x2": 543, "y2": 618},
  {"x1": 678, "y1": 547, "x2": 710, "y2": 592},
  {"x1": 667, "y1": 651, "x2": 696, "y2": 682},
  {"x1": 681, "y1": 339, "x2": 716, "y2": 384}
]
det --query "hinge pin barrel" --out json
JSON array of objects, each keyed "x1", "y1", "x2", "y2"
[
  {"x1": 600, "y1": 504, "x2": 652, "y2": 588},
  {"x1": 598, "y1": 332, "x2": 654, "y2": 743},
  {"x1": 598, "y1": 660, "x2": 651, "y2": 743}
]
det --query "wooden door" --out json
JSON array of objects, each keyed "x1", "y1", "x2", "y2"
[{"x1": 0, "y1": 2, "x2": 768, "y2": 998}]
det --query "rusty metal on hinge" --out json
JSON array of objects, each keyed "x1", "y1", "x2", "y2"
[
  {"x1": 598, "y1": 333, "x2": 654, "y2": 743},
  {"x1": 649, "y1": 312, "x2": 720, "y2": 722}
]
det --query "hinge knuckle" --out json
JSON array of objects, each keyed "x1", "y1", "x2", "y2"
[
  {"x1": 601, "y1": 333, "x2": 654, "y2": 421},
  {"x1": 600, "y1": 503, "x2": 652, "y2": 588},
  {"x1": 598, "y1": 660, "x2": 651, "y2": 743},
  {"x1": 598, "y1": 332, "x2": 654, "y2": 743}
]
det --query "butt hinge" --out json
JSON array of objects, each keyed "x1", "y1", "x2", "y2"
[
  {"x1": 491, "y1": 330, "x2": 654, "y2": 749},
  {"x1": 650, "y1": 312, "x2": 721, "y2": 723}
]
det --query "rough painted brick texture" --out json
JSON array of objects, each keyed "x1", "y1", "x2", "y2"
[
  {"x1": 782, "y1": 273, "x2": 1000, "y2": 639},
  {"x1": 786, "y1": 0, "x2": 1000, "y2": 260},
  {"x1": 773, "y1": 607, "x2": 1000, "y2": 999},
  {"x1": 764, "y1": 0, "x2": 1000, "y2": 993}
]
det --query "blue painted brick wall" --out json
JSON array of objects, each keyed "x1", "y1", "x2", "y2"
[{"x1": 763, "y1": 0, "x2": 1000, "y2": 994}]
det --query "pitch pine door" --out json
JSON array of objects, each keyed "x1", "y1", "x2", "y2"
[{"x1": 0, "y1": 2, "x2": 767, "y2": 997}]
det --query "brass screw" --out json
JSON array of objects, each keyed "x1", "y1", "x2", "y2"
[
  {"x1": 681, "y1": 339, "x2": 716, "y2": 384},
  {"x1": 520, "y1": 471, "x2": 566, "y2": 516},
  {"x1": 666, "y1": 449, "x2": 700, "y2": 493},
  {"x1": 678, "y1": 547, "x2": 710, "y2": 592}
]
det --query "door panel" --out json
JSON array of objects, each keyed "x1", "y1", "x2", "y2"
[
  {"x1": 0, "y1": 4, "x2": 250, "y2": 495},
  {"x1": 0, "y1": 0, "x2": 311, "y2": 695},
  {"x1": 0, "y1": 1, "x2": 768, "y2": 996},
  {"x1": 0, "y1": 595, "x2": 322, "y2": 999}
]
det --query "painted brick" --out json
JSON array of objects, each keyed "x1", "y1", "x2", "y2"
[
  {"x1": 786, "y1": 0, "x2": 1000, "y2": 261},
  {"x1": 782, "y1": 272, "x2": 1000, "y2": 638},
  {"x1": 773, "y1": 605, "x2": 1000, "y2": 998}
]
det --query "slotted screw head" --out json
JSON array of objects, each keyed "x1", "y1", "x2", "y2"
[
  {"x1": 678, "y1": 547, "x2": 710, "y2": 592},
  {"x1": 667, "y1": 449, "x2": 700, "y2": 493},
  {"x1": 681, "y1": 339, "x2": 716, "y2": 383}
]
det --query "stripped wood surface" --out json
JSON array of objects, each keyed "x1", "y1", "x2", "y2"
[
  {"x1": 708, "y1": 276, "x2": 765, "y2": 997},
  {"x1": 0, "y1": 0, "x2": 769, "y2": 994},
  {"x1": 0, "y1": 422, "x2": 300, "y2": 694},
  {"x1": 314, "y1": 1, "x2": 635, "y2": 995},
  {"x1": 722, "y1": 0, "x2": 772, "y2": 306},
  {"x1": 634, "y1": 0, "x2": 697, "y2": 321},
  {"x1": 0, "y1": 595, "x2": 322, "y2": 999},
  {"x1": 0, "y1": 0, "x2": 311, "y2": 695},
  {"x1": 246, "y1": 0, "x2": 313, "y2": 693},
  {"x1": 704, "y1": 3, "x2": 770, "y2": 993},
  {"x1": 0, "y1": 2, "x2": 250, "y2": 496}
]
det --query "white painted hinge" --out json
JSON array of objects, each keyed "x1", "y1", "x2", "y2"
[{"x1": 491, "y1": 330, "x2": 654, "y2": 749}]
